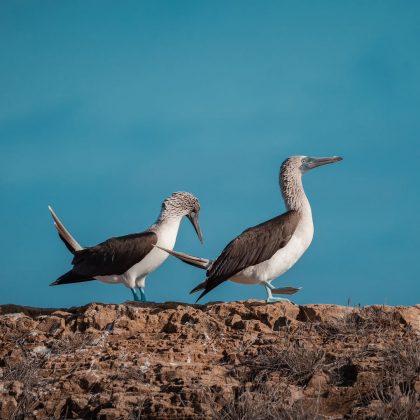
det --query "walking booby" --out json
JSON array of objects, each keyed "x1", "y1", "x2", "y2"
[
  {"x1": 49, "y1": 192, "x2": 203, "y2": 302},
  {"x1": 158, "y1": 156, "x2": 342, "y2": 302}
]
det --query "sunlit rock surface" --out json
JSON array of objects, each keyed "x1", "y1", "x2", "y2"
[{"x1": 0, "y1": 301, "x2": 419, "y2": 419}]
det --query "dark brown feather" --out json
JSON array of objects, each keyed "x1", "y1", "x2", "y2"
[
  {"x1": 195, "y1": 210, "x2": 300, "y2": 301},
  {"x1": 52, "y1": 231, "x2": 157, "y2": 285}
]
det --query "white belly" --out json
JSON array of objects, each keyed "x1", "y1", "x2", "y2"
[
  {"x1": 230, "y1": 215, "x2": 314, "y2": 285},
  {"x1": 95, "y1": 218, "x2": 181, "y2": 288}
]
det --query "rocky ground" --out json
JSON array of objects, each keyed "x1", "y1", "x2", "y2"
[{"x1": 0, "y1": 301, "x2": 419, "y2": 419}]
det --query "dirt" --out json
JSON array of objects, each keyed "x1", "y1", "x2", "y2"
[{"x1": 0, "y1": 301, "x2": 419, "y2": 419}]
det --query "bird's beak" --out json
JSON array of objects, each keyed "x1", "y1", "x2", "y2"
[
  {"x1": 187, "y1": 212, "x2": 203, "y2": 243},
  {"x1": 306, "y1": 156, "x2": 343, "y2": 170}
]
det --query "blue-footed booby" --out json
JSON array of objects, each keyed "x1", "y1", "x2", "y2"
[
  {"x1": 49, "y1": 192, "x2": 203, "y2": 302},
  {"x1": 158, "y1": 156, "x2": 342, "y2": 303}
]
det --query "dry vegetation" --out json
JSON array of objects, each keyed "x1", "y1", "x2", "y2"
[
  {"x1": 0, "y1": 302, "x2": 419, "y2": 419},
  {"x1": 205, "y1": 306, "x2": 419, "y2": 419}
]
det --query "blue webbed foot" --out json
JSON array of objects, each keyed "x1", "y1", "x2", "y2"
[
  {"x1": 137, "y1": 287, "x2": 147, "y2": 302},
  {"x1": 130, "y1": 288, "x2": 141, "y2": 302},
  {"x1": 266, "y1": 296, "x2": 291, "y2": 303},
  {"x1": 263, "y1": 282, "x2": 299, "y2": 304}
]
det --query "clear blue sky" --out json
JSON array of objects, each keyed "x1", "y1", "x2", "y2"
[{"x1": 1, "y1": 1, "x2": 419, "y2": 307}]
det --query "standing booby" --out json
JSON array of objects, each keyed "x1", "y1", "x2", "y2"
[
  {"x1": 49, "y1": 192, "x2": 203, "y2": 302},
  {"x1": 158, "y1": 156, "x2": 342, "y2": 302}
]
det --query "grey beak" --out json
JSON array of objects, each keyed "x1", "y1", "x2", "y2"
[
  {"x1": 307, "y1": 156, "x2": 343, "y2": 169},
  {"x1": 187, "y1": 212, "x2": 203, "y2": 243}
]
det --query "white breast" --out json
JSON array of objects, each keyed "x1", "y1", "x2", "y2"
[
  {"x1": 230, "y1": 213, "x2": 314, "y2": 285},
  {"x1": 95, "y1": 218, "x2": 182, "y2": 288}
]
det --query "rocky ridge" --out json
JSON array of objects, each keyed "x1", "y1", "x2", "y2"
[{"x1": 0, "y1": 301, "x2": 419, "y2": 419}]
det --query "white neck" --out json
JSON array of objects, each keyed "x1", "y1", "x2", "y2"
[
  {"x1": 150, "y1": 213, "x2": 182, "y2": 231},
  {"x1": 149, "y1": 215, "x2": 183, "y2": 250},
  {"x1": 280, "y1": 171, "x2": 312, "y2": 217}
]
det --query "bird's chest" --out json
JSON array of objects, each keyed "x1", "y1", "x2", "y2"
[
  {"x1": 126, "y1": 247, "x2": 168, "y2": 279},
  {"x1": 233, "y1": 216, "x2": 314, "y2": 283},
  {"x1": 262, "y1": 224, "x2": 313, "y2": 279},
  {"x1": 126, "y1": 220, "x2": 180, "y2": 279}
]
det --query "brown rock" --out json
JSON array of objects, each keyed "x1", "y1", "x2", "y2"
[
  {"x1": 36, "y1": 315, "x2": 65, "y2": 335},
  {"x1": 305, "y1": 371, "x2": 328, "y2": 396},
  {"x1": 397, "y1": 306, "x2": 420, "y2": 332},
  {"x1": 0, "y1": 395, "x2": 17, "y2": 419},
  {"x1": 0, "y1": 301, "x2": 418, "y2": 419}
]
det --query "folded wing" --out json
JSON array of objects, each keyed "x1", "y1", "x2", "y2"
[
  {"x1": 195, "y1": 210, "x2": 300, "y2": 301},
  {"x1": 52, "y1": 232, "x2": 157, "y2": 285}
]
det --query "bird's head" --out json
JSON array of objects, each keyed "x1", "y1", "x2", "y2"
[
  {"x1": 282, "y1": 155, "x2": 343, "y2": 176},
  {"x1": 161, "y1": 192, "x2": 203, "y2": 243}
]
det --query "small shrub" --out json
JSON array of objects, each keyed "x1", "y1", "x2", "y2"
[
  {"x1": 3, "y1": 353, "x2": 48, "y2": 420},
  {"x1": 209, "y1": 381, "x2": 322, "y2": 420},
  {"x1": 245, "y1": 343, "x2": 325, "y2": 386}
]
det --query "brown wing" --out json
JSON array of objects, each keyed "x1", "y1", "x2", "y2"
[
  {"x1": 195, "y1": 210, "x2": 300, "y2": 301},
  {"x1": 71, "y1": 231, "x2": 158, "y2": 277}
]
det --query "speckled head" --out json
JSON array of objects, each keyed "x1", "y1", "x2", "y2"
[
  {"x1": 280, "y1": 155, "x2": 343, "y2": 211},
  {"x1": 281, "y1": 155, "x2": 343, "y2": 177},
  {"x1": 160, "y1": 192, "x2": 203, "y2": 242}
]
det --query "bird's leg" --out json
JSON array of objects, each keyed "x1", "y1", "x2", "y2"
[
  {"x1": 263, "y1": 281, "x2": 275, "y2": 291},
  {"x1": 262, "y1": 282, "x2": 291, "y2": 303},
  {"x1": 137, "y1": 287, "x2": 147, "y2": 302},
  {"x1": 130, "y1": 288, "x2": 141, "y2": 302}
]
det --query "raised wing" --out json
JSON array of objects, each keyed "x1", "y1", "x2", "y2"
[
  {"x1": 196, "y1": 210, "x2": 300, "y2": 301},
  {"x1": 71, "y1": 231, "x2": 157, "y2": 277},
  {"x1": 48, "y1": 206, "x2": 83, "y2": 253}
]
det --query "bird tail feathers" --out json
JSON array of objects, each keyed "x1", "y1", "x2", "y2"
[
  {"x1": 190, "y1": 280, "x2": 207, "y2": 294},
  {"x1": 50, "y1": 270, "x2": 93, "y2": 286},
  {"x1": 271, "y1": 286, "x2": 302, "y2": 295},
  {"x1": 154, "y1": 245, "x2": 211, "y2": 270},
  {"x1": 48, "y1": 206, "x2": 83, "y2": 254}
]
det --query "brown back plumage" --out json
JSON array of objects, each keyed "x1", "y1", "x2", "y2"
[
  {"x1": 52, "y1": 232, "x2": 157, "y2": 285},
  {"x1": 194, "y1": 210, "x2": 300, "y2": 301}
]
